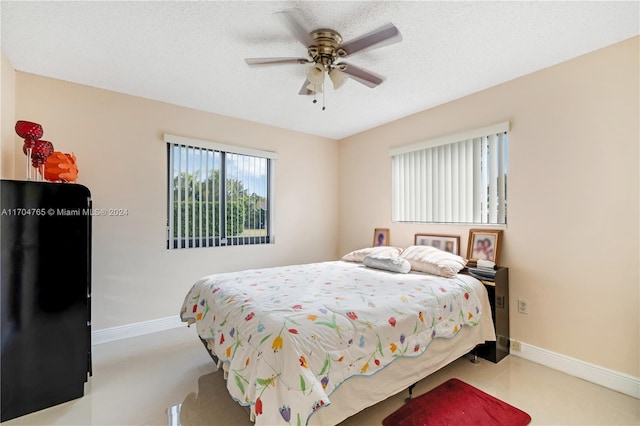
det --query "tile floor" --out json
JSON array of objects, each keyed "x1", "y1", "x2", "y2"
[{"x1": 2, "y1": 326, "x2": 638, "y2": 425}]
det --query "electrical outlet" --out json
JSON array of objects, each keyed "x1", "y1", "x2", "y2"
[
  {"x1": 517, "y1": 298, "x2": 529, "y2": 314},
  {"x1": 511, "y1": 340, "x2": 521, "y2": 351}
]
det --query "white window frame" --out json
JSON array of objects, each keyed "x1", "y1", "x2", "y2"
[
  {"x1": 389, "y1": 122, "x2": 509, "y2": 224},
  {"x1": 165, "y1": 134, "x2": 276, "y2": 249}
]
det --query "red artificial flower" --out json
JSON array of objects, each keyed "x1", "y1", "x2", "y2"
[
  {"x1": 22, "y1": 138, "x2": 36, "y2": 154},
  {"x1": 15, "y1": 121, "x2": 43, "y2": 139},
  {"x1": 31, "y1": 140, "x2": 54, "y2": 168}
]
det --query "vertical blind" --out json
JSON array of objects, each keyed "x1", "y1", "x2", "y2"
[
  {"x1": 390, "y1": 122, "x2": 509, "y2": 224},
  {"x1": 165, "y1": 134, "x2": 276, "y2": 249}
]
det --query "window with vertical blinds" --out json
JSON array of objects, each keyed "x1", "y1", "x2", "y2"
[
  {"x1": 390, "y1": 122, "x2": 509, "y2": 224},
  {"x1": 165, "y1": 134, "x2": 276, "y2": 249}
]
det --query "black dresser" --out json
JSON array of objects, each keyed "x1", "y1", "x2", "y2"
[{"x1": 1, "y1": 180, "x2": 92, "y2": 421}]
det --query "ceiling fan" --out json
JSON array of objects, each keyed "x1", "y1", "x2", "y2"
[{"x1": 244, "y1": 11, "x2": 402, "y2": 100}]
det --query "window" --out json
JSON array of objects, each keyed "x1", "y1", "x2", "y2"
[
  {"x1": 165, "y1": 134, "x2": 276, "y2": 249},
  {"x1": 390, "y1": 122, "x2": 509, "y2": 224}
]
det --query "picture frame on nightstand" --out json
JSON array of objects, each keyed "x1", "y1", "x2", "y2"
[
  {"x1": 466, "y1": 229, "x2": 503, "y2": 265},
  {"x1": 373, "y1": 228, "x2": 390, "y2": 247},
  {"x1": 414, "y1": 233, "x2": 460, "y2": 255}
]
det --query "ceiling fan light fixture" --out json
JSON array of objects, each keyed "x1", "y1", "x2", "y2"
[
  {"x1": 329, "y1": 68, "x2": 347, "y2": 89},
  {"x1": 306, "y1": 63, "x2": 326, "y2": 85},
  {"x1": 306, "y1": 82, "x2": 323, "y2": 93}
]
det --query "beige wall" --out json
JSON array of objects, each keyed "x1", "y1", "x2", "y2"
[
  {"x1": 14, "y1": 73, "x2": 339, "y2": 329},
  {"x1": 1, "y1": 53, "x2": 16, "y2": 179},
  {"x1": 338, "y1": 37, "x2": 639, "y2": 376}
]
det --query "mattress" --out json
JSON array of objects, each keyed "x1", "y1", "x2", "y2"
[{"x1": 180, "y1": 261, "x2": 495, "y2": 425}]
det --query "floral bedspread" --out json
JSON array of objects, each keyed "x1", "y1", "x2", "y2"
[{"x1": 180, "y1": 261, "x2": 484, "y2": 426}]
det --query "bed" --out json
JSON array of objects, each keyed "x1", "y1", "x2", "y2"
[{"x1": 180, "y1": 258, "x2": 495, "y2": 425}]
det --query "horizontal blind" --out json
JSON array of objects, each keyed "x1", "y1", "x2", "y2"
[
  {"x1": 166, "y1": 136, "x2": 274, "y2": 249},
  {"x1": 391, "y1": 124, "x2": 508, "y2": 224}
]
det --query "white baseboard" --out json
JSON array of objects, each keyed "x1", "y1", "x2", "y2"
[
  {"x1": 511, "y1": 341, "x2": 639, "y2": 399},
  {"x1": 91, "y1": 315, "x2": 183, "y2": 346}
]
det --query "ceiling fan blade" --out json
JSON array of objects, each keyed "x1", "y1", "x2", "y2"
[
  {"x1": 245, "y1": 57, "x2": 310, "y2": 67},
  {"x1": 339, "y1": 23, "x2": 402, "y2": 56},
  {"x1": 276, "y1": 10, "x2": 313, "y2": 47},
  {"x1": 340, "y1": 62, "x2": 385, "y2": 88}
]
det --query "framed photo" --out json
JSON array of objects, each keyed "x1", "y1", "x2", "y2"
[
  {"x1": 414, "y1": 234, "x2": 460, "y2": 255},
  {"x1": 466, "y1": 229, "x2": 504, "y2": 265},
  {"x1": 373, "y1": 228, "x2": 390, "y2": 247}
]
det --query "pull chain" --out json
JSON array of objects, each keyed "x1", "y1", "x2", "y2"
[
  {"x1": 310, "y1": 83, "x2": 326, "y2": 110},
  {"x1": 322, "y1": 86, "x2": 326, "y2": 111}
]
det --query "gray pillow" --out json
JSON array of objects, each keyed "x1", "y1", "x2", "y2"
[{"x1": 363, "y1": 254, "x2": 411, "y2": 274}]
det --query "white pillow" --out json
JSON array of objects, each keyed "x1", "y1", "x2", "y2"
[
  {"x1": 363, "y1": 254, "x2": 411, "y2": 274},
  {"x1": 341, "y1": 246, "x2": 403, "y2": 263},
  {"x1": 400, "y1": 245, "x2": 467, "y2": 277}
]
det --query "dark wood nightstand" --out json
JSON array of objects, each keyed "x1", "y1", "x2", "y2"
[{"x1": 471, "y1": 267, "x2": 510, "y2": 363}]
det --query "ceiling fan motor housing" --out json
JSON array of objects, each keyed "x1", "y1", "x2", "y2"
[{"x1": 308, "y1": 29, "x2": 345, "y2": 68}]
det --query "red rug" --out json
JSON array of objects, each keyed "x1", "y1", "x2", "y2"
[{"x1": 382, "y1": 378, "x2": 531, "y2": 426}]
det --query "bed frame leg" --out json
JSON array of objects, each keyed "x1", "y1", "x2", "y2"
[
  {"x1": 470, "y1": 350, "x2": 480, "y2": 364},
  {"x1": 405, "y1": 383, "x2": 417, "y2": 402},
  {"x1": 199, "y1": 337, "x2": 220, "y2": 364}
]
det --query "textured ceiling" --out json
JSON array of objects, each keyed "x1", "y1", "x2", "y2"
[{"x1": 2, "y1": 1, "x2": 638, "y2": 140}]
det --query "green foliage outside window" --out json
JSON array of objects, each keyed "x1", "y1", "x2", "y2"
[
  {"x1": 173, "y1": 200, "x2": 246, "y2": 238},
  {"x1": 172, "y1": 171, "x2": 267, "y2": 239}
]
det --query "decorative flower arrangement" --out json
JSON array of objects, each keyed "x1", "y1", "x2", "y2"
[{"x1": 15, "y1": 120, "x2": 78, "y2": 182}]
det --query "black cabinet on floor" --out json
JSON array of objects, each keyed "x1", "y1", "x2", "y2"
[
  {"x1": 1, "y1": 180, "x2": 92, "y2": 422},
  {"x1": 474, "y1": 267, "x2": 510, "y2": 363}
]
